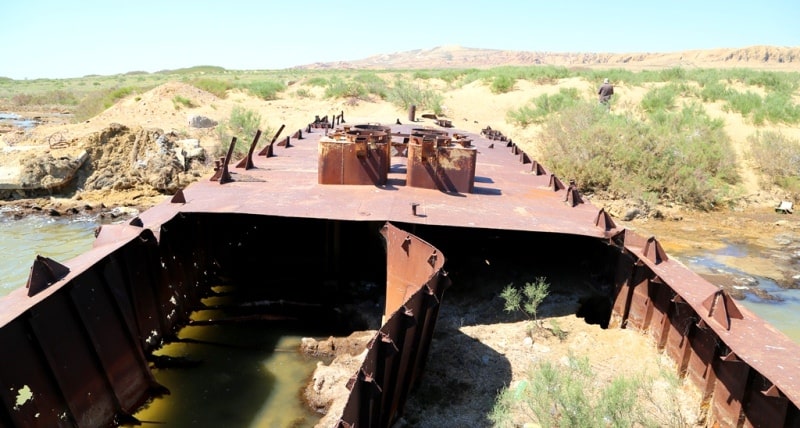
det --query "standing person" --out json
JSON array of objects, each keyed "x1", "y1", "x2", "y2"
[{"x1": 598, "y1": 78, "x2": 614, "y2": 105}]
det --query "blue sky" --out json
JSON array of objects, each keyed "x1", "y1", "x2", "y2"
[{"x1": 2, "y1": 0, "x2": 798, "y2": 80}]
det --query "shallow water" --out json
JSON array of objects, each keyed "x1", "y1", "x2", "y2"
[
  {"x1": 0, "y1": 112, "x2": 38, "y2": 130},
  {"x1": 676, "y1": 243, "x2": 800, "y2": 343},
  {"x1": 0, "y1": 214, "x2": 97, "y2": 295}
]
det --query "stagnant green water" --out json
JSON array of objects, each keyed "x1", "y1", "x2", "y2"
[{"x1": 0, "y1": 215, "x2": 326, "y2": 426}]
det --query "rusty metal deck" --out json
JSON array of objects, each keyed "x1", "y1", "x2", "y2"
[{"x1": 140, "y1": 122, "x2": 610, "y2": 238}]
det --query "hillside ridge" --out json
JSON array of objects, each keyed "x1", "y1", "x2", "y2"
[{"x1": 296, "y1": 45, "x2": 800, "y2": 71}]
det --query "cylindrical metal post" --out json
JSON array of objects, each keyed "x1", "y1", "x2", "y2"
[{"x1": 408, "y1": 105, "x2": 416, "y2": 122}]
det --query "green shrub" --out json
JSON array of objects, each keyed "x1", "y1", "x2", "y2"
[
  {"x1": 537, "y1": 102, "x2": 738, "y2": 209},
  {"x1": 324, "y1": 76, "x2": 368, "y2": 100},
  {"x1": 490, "y1": 355, "x2": 677, "y2": 428},
  {"x1": 294, "y1": 88, "x2": 312, "y2": 98},
  {"x1": 500, "y1": 277, "x2": 549, "y2": 335},
  {"x1": 641, "y1": 84, "x2": 680, "y2": 113},
  {"x1": 190, "y1": 78, "x2": 232, "y2": 98},
  {"x1": 216, "y1": 106, "x2": 264, "y2": 158},
  {"x1": 305, "y1": 76, "x2": 328, "y2": 87},
  {"x1": 747, "y1": 131, "x2": 800, "y2": 191},
  {"x1": 353, "y1": 73, "x2": 388, "y2": 99},
  {"x1": 491, "y1": 75, "x2": 516, "y2": 94},
  {"x1": 387, "y1": 80, "x2": 444, "y2": 115},
  {"x1": 172, "y1": 95, "x2": 195, "y2": 109},
  {"x1": 243, "y1": 80, "x2": 286, "y2": 100},
  {"x1": 507, "y1": 88, "x2": 581, "y2": 126},
  {"x1": 73, "y1": 86, "x2": 137, "y2": 121}
]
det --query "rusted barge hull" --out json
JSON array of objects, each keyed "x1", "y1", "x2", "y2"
[{"x1": 0, "y1": 114, "x2": 798, "y2": 427}]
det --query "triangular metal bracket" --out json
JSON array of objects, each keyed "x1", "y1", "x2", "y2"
[
  {"x1": 762, "y1": 384, "x2": 782, "y2": 398},
  {"x1": 26, "y1": 255, "x2": 70, "y2": 297},
  {"x1": 520, "y1": 151, "x2": 531, "y2": 164},
  {"x1": 643, "y1": 236, "x2": 668, "y2": 264},
  {"x1": 171, "y1": 189, "x2": 186, "y2": 204},
  {"x1": 565, "y1": 185, "x2": 584, "y2": 207},
  {"x1": 548, "y1": 174, "x2": 565, "y2": 191},
  {"x1": 594, "y1": 208, "x2": 617, "y2": 231},
  {"x1": 235, "y1": 129, "x2": 262, "y2": 170},
  {"x1": 258, "y1": 124, "x2": 285, "y2": 157},
  {"x1": 702, "y1": 289, "x2": 744, "y2": 330},
  {"x1": 720, "y1": 351, "x2": 740, "y2": 362},
  {"x1": 210, "y1": 136, "x2": 236, "y2": 184},
  {"x1": 531, "y1": 160, "x2": 547, "y2": 176},
  {"x1": 129, "y1": 217, "x2": 144, "y2": 227}
]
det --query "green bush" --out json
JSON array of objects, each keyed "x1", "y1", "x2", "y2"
[
  {"x1": 190, "y1": 78, "x2": 232, "y2": 98},
  {"x1": 305, "y1": 76, "x2": 328, "y2": 87},
  {"x1": 500, "y1": 277, "x2": 549, "y2": 335},
  {"x1": 490, "y1": 355, "x2": 686, "y2": 428},
  {"x1": 216, "y1": 106, "x2": 265, "y2": 158},
  {"x1": 507, "y1": 88, "x2": 581, "y2": 126},
  {"x1": 353, "y1": 73, "x2": 388, "y2": 99},
  {"x1": 73, "y1": 86, "x2": 138, "y2": 121},
  {"x1": 172, "y1": 95, "x2": 195, "y2": 109},
  {"x1": 387, "y1": 80, "x2": 444, "y2": 115},
  {"x1": 537, "y1": 102, "x2": 739, "y2": 209},
  {"x1": 641, "y1": 84, "x2": 680, "y2": 113},
  {"x1": 243, "y1": 80, "x2": 286, "y2": 100},
  {"x1": 747, "y1": 131, "x2": 800, "y2": 191},
  {"x1": 324, "y1": 76, "x2": 368, "y2": 100},
  {"x1": 491, "y1": 75, "x2": 516, "y2": 94}
]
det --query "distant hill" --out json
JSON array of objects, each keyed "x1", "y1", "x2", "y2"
[{"x1": 296, "y1": 45, "x2": 800, "y2": 71}]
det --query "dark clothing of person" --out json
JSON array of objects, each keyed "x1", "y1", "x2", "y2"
[{"x1": 598, "y1": 83, "x2": 614, "y2": 104}]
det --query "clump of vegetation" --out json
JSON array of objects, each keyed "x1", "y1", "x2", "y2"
[
  {"x1": 500, "y1": 277, "x2": 550, "y2": 336},
  {"x1": 171, "y1": 95, "x2": 195, "y2": 109},
  {"x1": 386, "y1": 80, "x2": 444, "y2": 115},
  {"x1": 491, "y1": 74, "x2": 516, "y2": 94},
  {"x1": 747, "y1": 131, "x2": 800, "y2": 192},
  {"x1": 215, "y1": 106, "x2": 267, "y2": 158},
  {"x1": 536, "y1": 102, "x2": 739, "y2": 210},
  {"x1": 490, "y1": 355, "x2": 692, "y2": 428},
  {"x1": 242, "y1": 80, "x2": 286, "y2": 100},
  {"x1": 73, "y1": 86, "x2": 139, "y2": 122},
  {"x1": 507, "y1": 87, "x2": 581, "y2": 126},
  {"x1": 10, "y1": 90, "x2": 79, "y2": 107},
  {"x1": 294, "y1": 88, "x2": 313, "y2": 99},
  {"x1": 189, "y1": 78, "x2": 232, "y2": 98}
]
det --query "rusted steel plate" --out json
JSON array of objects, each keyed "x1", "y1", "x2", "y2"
[
  {"x1": 0, "y1": 321, "x2": 73, "y2": 426},
  {"x1": 625, "y1": 232, "x2": 800, "y2": 409},
  {"x1": 712, "y1": 356, "x2": 749, "y2": 427},
  {"x1": 28, "y1": 292, "x2": 119, "y2": 426},
  {"x1": 743, "y1": 372, "x2": 789, "y2": 427},
  {"x1": 339, "y1": 222, "x2": 447, "y2": 427},
  {"x1": 647, "y1": 279, "x2": 673, "y2": 349},
  {"x1": 686, "y1": 325, "x2": 719, "y2": 398},
  {"x1": 140, "y1": 123, "x2": 615, "y2": 239},
  {"x1": 318, "y1": 135, "x2": 389, "y2": 185},
  {"x1": 406, "y1": 135, "x2": 476, "y2": 193},
  {"x1": 70, "y1": 269, "x2": 158, "y2": 414}
]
